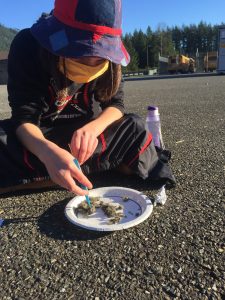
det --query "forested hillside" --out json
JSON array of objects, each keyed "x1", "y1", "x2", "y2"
[{"x1": 0, "y1": 24, "x2": 18, "y2": 51}]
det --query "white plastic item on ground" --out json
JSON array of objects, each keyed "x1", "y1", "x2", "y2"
[{"x1": 155, "y1": 185, "x2": 167, "y2": 205}]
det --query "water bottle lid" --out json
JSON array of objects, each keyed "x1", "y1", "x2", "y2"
[
  {"x1": 147, "y1": 106, "x2": 158, "y2": 110},
  {"x1": 147, "y1": 106, "x2": 159, "y2": 116}
]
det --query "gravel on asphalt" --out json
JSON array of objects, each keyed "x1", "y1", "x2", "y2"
[{"x1": 0, "y1": 76, "x2": 224, "y2": 300}]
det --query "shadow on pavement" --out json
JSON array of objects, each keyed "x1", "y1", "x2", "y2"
[
  {"x1": 2, "y1": 216, "x2": 39, "y2": 225},
  {"x1": 0, "y1": 186, "x2": 61, "y2": 199},
  {"x1": 37, "y1": 197, "x2": 111, "y2": 241}
]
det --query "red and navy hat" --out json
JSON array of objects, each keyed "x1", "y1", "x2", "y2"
[{"x1": 30, "y1": 0, "x2": 130, "y2": 66}]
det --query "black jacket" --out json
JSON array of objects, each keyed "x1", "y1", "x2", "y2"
[{"x1": 7, "y1": 29, "x2": 125, "y2": 130}]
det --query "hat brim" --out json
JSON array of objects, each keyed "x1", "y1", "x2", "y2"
[{"x1": 30, "y1": 15, "x2": 130, "y2": 66}]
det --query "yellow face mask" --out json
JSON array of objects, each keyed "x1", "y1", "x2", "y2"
[{"x1": 58, "y1": 57, "x2": 109, "y2": 83}]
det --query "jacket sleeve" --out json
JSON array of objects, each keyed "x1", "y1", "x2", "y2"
[
  {"x1": 7, "y1": 29, "x2": 49, "y2": 130},
  {"x1": 96, "y1": 79, "x2": 125, "y2": 114}
]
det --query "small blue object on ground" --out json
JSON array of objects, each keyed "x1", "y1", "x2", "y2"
[{"x1": 0, "y1": 219, "x2": 4, "y2": 227}]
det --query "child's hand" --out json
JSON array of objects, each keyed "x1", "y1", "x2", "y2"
[
  {"x1": 42, "y1": 143, "x2": 92, "y2": 195},
  {"x1": 70, "y1": 126, "x2": 98, "y2": 165},
  {"x1": 15, "y1": 122, "x2": 92, "y2": 195}
]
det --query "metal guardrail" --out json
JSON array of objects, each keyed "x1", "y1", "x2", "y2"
[{"x1": 123, "y1": 72, "x2": 221, "y2": 81}]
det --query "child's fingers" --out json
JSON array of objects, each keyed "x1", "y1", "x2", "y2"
[
  {"x1": 69, "y1": 162, "x2": 93, "y2": 189},
  {"x1": 63, "y1": 172, "x2": 89, "y2": 195}
]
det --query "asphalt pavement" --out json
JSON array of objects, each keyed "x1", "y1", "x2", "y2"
[{"x1": 0, "y1": 75, "x2": 224, "y2": 299}]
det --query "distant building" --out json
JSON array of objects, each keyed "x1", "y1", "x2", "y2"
[
  {"x1": 0, "y1": 51, "x2": 8, "y2": 85},
  {"x1": 217, "y1": 26, "x2": 225, "y2": 74},
  {"x1": 158, "y1": 54, "x2": 169, "y2": 74}
]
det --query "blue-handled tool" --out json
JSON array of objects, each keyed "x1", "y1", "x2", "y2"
[{"x1": 73, "y1": 158, "x2": 91, "y2": 207}]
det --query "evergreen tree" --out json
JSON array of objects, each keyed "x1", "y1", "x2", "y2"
[
  {"x1": 172, "y1": 26, "x2": 182, "y2": 53},
  {"x1": 146, "y1": 26, "x2": 154, "y2": 68},
  {"x1": 132, "y1": 29, "x2": 148, "y2": 69},
  {"x1": 122, "y1": 34, "x2": 139, "y2": 71}
]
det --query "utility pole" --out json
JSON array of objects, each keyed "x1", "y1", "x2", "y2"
[
  {"x1": 196, "y1": 48, "x2": 199, "y2": 72},
  {"x1": 147, "y1": 44, "x2": 151, "y2": 70},
  {"x1": 160, "y1": 33, "x2": 163, "y2": 56}
]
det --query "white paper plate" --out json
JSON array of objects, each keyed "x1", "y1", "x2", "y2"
[{"x1": 65, "y1": 186, "x2": 153, "y2": 231}]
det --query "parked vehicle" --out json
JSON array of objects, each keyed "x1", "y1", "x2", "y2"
[{"x1": 168, "y1": 55, "x2": 195, "y2": 74}]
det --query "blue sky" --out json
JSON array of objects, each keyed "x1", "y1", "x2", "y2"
[{"x1": 0, "y1": 0, "x2": 224, "y2": 33}]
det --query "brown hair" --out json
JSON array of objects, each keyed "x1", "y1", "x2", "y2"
[
  {"x1": 40, "y1": 49, "x2": 121, "y2": 102},
  {"x1": 95, "y1": 62, "x2": 122, "y2": 101}
]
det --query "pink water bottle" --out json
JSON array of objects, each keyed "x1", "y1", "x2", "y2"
[{"x1": 146, "y1": 106, "x2": 164, "y2": 148}]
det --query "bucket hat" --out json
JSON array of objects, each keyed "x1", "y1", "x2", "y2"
[{"x1": 30, "y1": 0, "x2": 130, "y2": 66}]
